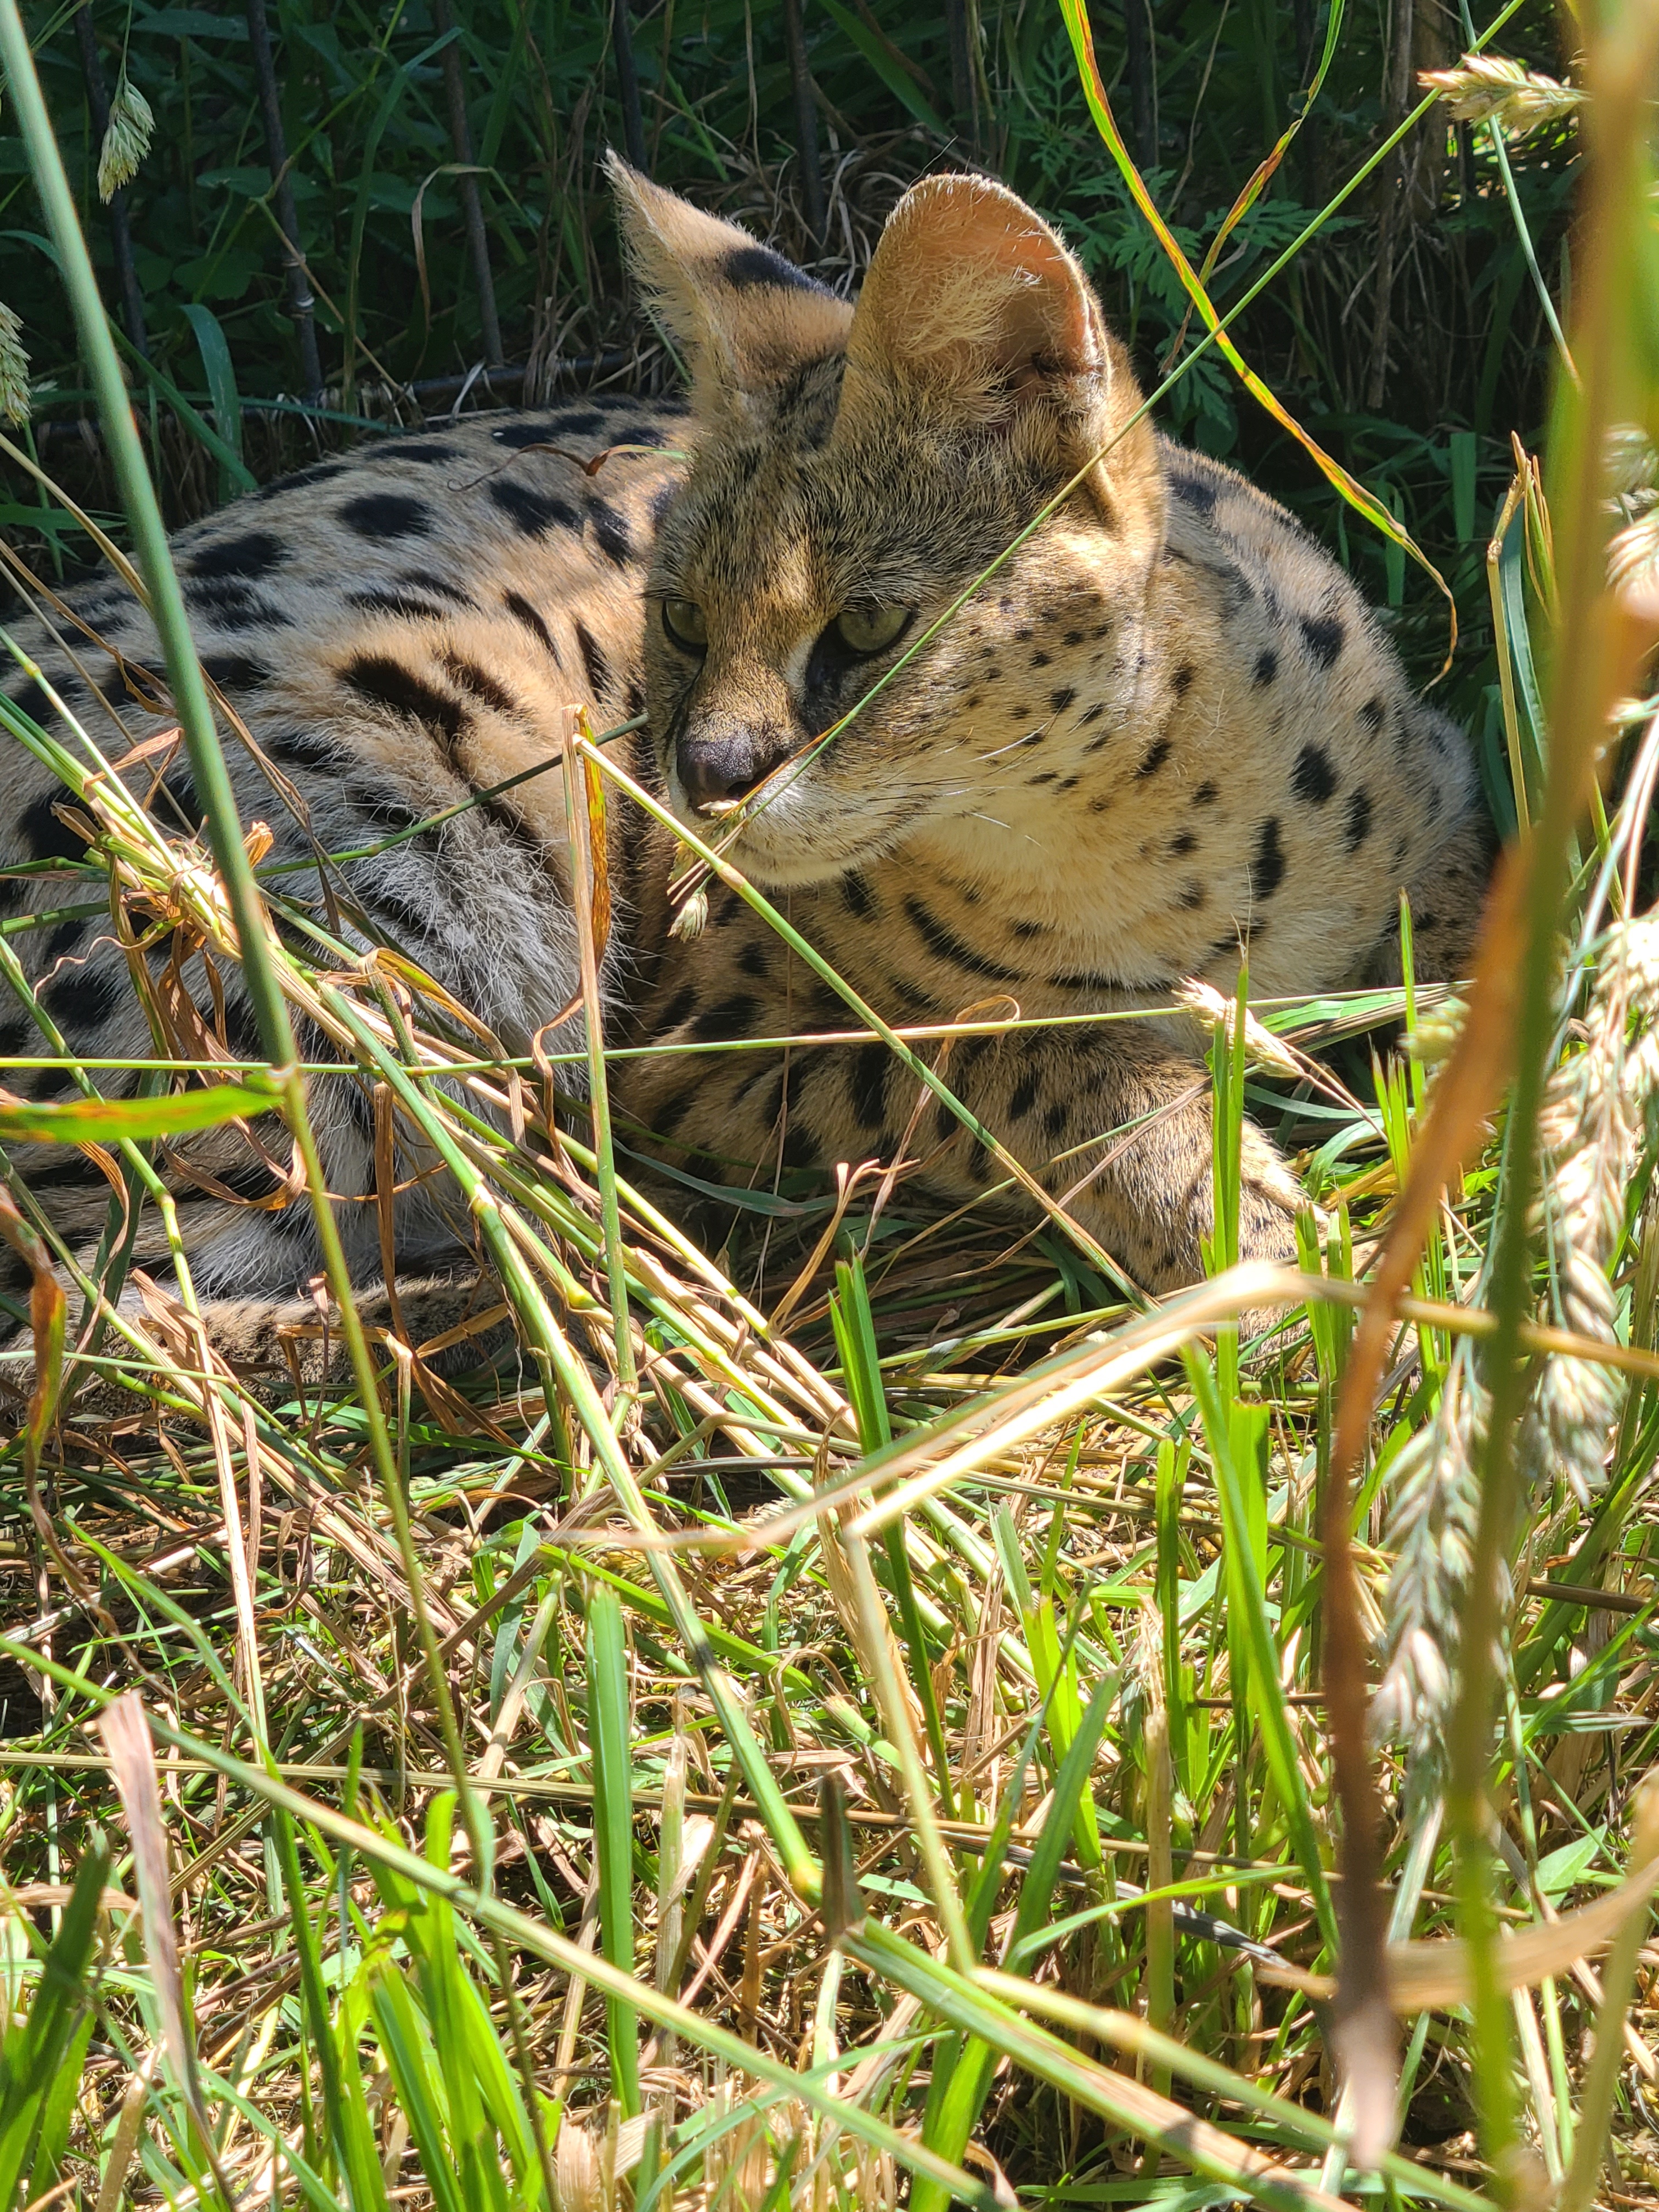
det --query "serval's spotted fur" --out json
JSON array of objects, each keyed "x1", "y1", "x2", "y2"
[{"x1": 0, "y1": 162, "x2": 1487, "y2": 1368}]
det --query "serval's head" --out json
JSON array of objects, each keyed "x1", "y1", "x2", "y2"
[{"x1": 610, "y1": 155, "x2": 1166, "y2": 888}]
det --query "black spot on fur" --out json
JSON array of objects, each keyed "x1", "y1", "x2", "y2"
[
  {"x1": 691, "y1": 993, "x2": 758, "y2": 1043},
  {"x1": 190, "y1": 530, "x2": 288, "y2": 582},
  {"x1": 1170, "y1": 828, "x2": 1198, "y2": 857},
  {"x1": 200, "y1": 651, "x2": 273, "y2": 695},
  {"x1": 574, "y1": 620, "x2": 612, "y2": 699},
  {"x1": 738, "y1": 939, "x2": 770, "y2": 979},
  {"x1": 266, "y1": 727, "x2": 339, "y2": 771},
  {"x1": 1252, "y1": 816, "x2": 1287, "y2": 900},
  {"x1": 1345, "y1": 788, "x2": 1373, "y2": 851},
  {"x1": 1080, "y1": 702, "x2": 1105, "y2": 726},
  {"x1": 851, "y1": 1042, "x2": 889, "y2": 1130},
  {"x1": 1012, "y1": 918, "x2": 1049, "y2": 938},
  {"x1": 439, "y1": 652, "x2": 517, "y2": 716},
  {"x1": 20, "y1": 792, "x2": 91, "y2": 866},
  {"x1": 398, "y1": 572, "x2": 476, "y2": 607},
  {"x1": 650, "y1": 1088, "x2": 695, "y2": 1141},
  {"x1": 363, "y1": 438, "x2": 453, "y2": 465},
  {"x1": 587, "y1": 500, "x2": 634, "y2": 566},
  {"x1": 6, "y1": 678, "x2": 52, "y2": 731},
  {"x1": 43, "y1": 917, "x2": 88, "y2": 961},
  {"x1": 504, "y1": 591, "x2": 562, "y2": 665},
  {"x1": 345, "y1": 588, "x2": 458, "y2": 624},
  {"x1": 1009, "y1": 1071, "x2": 1041, "y2": 1120},
  {"x1": 1291, "y1": 743, "x2": 1337, "y2": 805},
  {"x1": 1050, "y1": 685, "x2": 1076, "y2": 713},
  {"x1": 340, "y1": 492, "x2": 435, "y2": 541},
  {"x1": 1179, "y1": 879, "x2": 1206, "y2": 910},
  {"x1": 42, "y1": 962, "x2": 121, "y2": 1031},
  {"x1": 904, "y1": 895, "x2": 1024, "y2": 983},
  {"x1": 723, "y1": 243, "x2": 826, "y2": 293},
  {"x1": 1253, "y1": 648, "x2": 1278, "y2": 687},
  {"x1": 657, "y1": 984, "x2": 698, "y2": 1034},
  {"x1": 1172, "y1": 664, "x2": 1194, "y2": 698},
  {"x1": 1135, "y1": 736, "x2": 1172, "y2": 779},
  {"x1": 341, "y1": 656, "x2": 465, "y2": 748},
  {"x1": 839, "y1": 872, "x2": 875, "y2": 921},
  {"x1": 487, "y1": 478, "x2": 580, "y2": 538},
  {"x1": 1043, "y1": 1099, "x2": 1068, "y2": 1140},
  {"x1": 1359, "y1": 695, "x2": 1385, "y2": 733},
  {"x1": 1299, "y1": 613, "x2": 1344, "y2": 669},
  {"x1": 1194, "y1": 780, "x2": 1219, "y2": 805}
]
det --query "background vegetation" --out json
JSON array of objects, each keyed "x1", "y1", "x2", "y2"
[{"x1": 3, "y1": 0, "x2": 1659, "y2": 2209}]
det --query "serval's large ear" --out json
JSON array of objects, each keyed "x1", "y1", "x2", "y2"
[
  {"x1": 836, "y1": 172, "x2": 1149, "y2": 478},
  {"x1": 607, "y1": 154, "x2": 853, "y2": 413}
]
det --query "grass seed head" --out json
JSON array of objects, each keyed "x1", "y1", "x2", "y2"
[
  {"x1": 1417, "y1": 52, "x2": 1582, "y2": 137},
  {"x1": 97, "y1": 73, "x2": 155, "y2": 202}
]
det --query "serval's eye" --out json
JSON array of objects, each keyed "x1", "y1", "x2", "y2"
[
  {"x1": 662, "y1": 597, "x2": 708, "y2": 650},
  {"x1": 832, "y1": 603, "x2": 912, "y2": 657}
]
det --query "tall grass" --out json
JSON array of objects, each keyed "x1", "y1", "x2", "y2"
[{"x1": 2, "y1": 0, "x2": 1659, "y2": 2207}]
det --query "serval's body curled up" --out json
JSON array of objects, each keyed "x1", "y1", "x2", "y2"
[{"x1": 0, "y1": 161, "x2": 1488, "y2": 1363}]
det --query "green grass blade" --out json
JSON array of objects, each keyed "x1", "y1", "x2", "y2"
[{"x1": 587, "y1": 1587, "x2": 642, "y2": 2118}]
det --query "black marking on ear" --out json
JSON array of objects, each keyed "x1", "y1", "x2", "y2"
[
  {"x1": 1253, "y1": 648, "x2": 1278, "y2": 686},
  {"x1": 904, "y1": 895, "x2": 1023, "y2": 983},
  {"x1": 587, "y1": 500, "x2": 634, "y2": 566},
  {"x1": 1251, "y1": 816, "x2": 1286, "y2": 900},
  {"x1": 1299, "y1": 613, "x2": 1344, "y2": 669},
  {"x1": 505, "y1": 591, "x2": 563, "y2": 666},
  {"x1": 340, "y1": 492, "x2": 435, "y2": 540},
  {"x1": 190, "y1": 530, "x2": 289, "y2": 581},
  {"x1": 1135, "y1": 736, "x2": 1172, "y2": 779},
  {"x1": 839, "y1": 871, "x2": 875, "y2": 920},
  {"x1": 439, "y1": 651, "x2": 517, "y2": 716},
  {"x1": 487, "y1": 479, "x2": 580, "y2": 538},
  {"x1": 1291, "y1": 744, "x2": 1337, "y2": 804},
  {"x1": 850, "y1": 1041, "x2": 889, "y2": 1130},
  {"x1": 20, "y1": 792, "x2": 92, "y2": 866},
  {"x1": 200, "y1": 650, "x2": 274, "y2": 694},
  {"x1": 574, "y1": 619, "x2": 613, "y2": 699},
  {"x1": 1345, "y1": 787, "x2": 1373, "y2": 851},
  {"x1": 723, "y1": 242, "x2": 827, "y2": 294},
  {"x1": 691, "y1": 992, "x2": 759, "y2": 1043},
  {"x1": 341, "y1": 655, "x2": 466, "y2": 748},
  {"x1": 1171, "y1": 472, "x2": 1217, "y2": 518},
  {"x1": 41, "y1": 961, "x2": 121, "y2": 1031}
]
